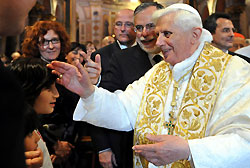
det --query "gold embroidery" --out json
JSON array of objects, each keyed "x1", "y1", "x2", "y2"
[{"x1": 133, "y1": 43, "x2": 232, "y2": 168}]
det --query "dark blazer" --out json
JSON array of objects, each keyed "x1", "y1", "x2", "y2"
[
  {"x1": 90, "y1": 41, "x2": 125, "y2": 167},
  {"x1": 91, "y1": 41, "x2": 121, "y2": 86},
  {"x1": 90, "y1": 44, "x2": 153, "y2": 168},
  {"x1": 104, "y1": 45, "x2": 153, "y2": 168},
  {"x1": 101, "y1": 44, "x2": 153, "y2": 91},
  {"x1": 228, "y1": 51, "x2": 250, "y2": 63}
]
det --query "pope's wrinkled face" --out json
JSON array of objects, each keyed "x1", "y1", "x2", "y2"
[
  {"x1": 212, "y1": 18, "x2": 235, "y2": 51},
  {"x1": 0, "y1": 0, "x2": 36, "y2": 35},
  {"x1": 38, "y1": 29, "x2": 61, "y2": 61},
  {"x1": 155, "y1": 13, "x2": 194, "y2": 66},
  {"x1": 134, "y1": 6, "x2": 160, "y2": 54}
]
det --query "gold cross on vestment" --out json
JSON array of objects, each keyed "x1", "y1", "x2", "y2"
[
  {"x1": 165, "y1": 68, "x2": 193, "y2": 135},
  {"x1": 164, "y1": 119, "x2": 175, "y2": 135}
]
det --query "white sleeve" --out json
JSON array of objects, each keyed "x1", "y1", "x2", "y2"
[
  {"x1": 73, "y1": 67, "x2": 155, "y2": 131},
  {"x1": 189, "y1": 134, "x2": 250, "y2": 168},
  {"x1": 188, "y1": 57, "x2": 250, "y2": 168}
]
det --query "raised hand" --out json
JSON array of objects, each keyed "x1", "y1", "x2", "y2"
[
  {"x1": 47, "y1": 60, "x2": 95, "y2": 98},
  {"x1": 132, "y1": 134, "x2": 190, "y2": 166},
  {"x1": 79, "y1": 50, "x2": 102, "y2": 85}
]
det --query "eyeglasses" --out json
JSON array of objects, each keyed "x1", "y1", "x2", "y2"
[
  {"x1": 156, "y1": 31, "x2": 173, "y2": 38},
  {"x1": 115, "y1": 21, "x2": 134, "y2": 28},
  {"x1": 40, "y1": 38, "x2": 60, "y2": 46},
  {"x1": 135, "y1": 23, "x2": 155, "y2": 32}
]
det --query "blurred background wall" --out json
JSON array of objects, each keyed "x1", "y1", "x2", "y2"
[{"x1": 1, "y1": 0, "x2": 249, "y2": 56}]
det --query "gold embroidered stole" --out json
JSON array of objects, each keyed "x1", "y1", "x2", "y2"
[{"x1": 133, "y1": 43, "x2": 232, "y2": 168}]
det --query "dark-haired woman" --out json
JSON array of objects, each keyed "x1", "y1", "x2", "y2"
[{"x1": 11, "y1": 57, "x2": 59, "y2": 168}]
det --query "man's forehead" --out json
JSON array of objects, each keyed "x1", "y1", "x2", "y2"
[
  {"x1": 155, "y1": 14, "x2": 172, "y2": 29},
  {"x1": 134, "y1": 17, "x2": 153, "y2": 26},
  {"x1": 155, "y1": 25, "x2": 170, "y2": 34},
  {"x1": 134, "y1": 6, "x2": 156, "y2": 25},
  {"x1": 216, "y1": 18, "x2": 233, "y2": 27},
  {"x1": 115, "y1": 9, "x2": 134, "y2": 21},
  {"x1": 115, "y1": 14, "x2": 133, "y2": 22}
]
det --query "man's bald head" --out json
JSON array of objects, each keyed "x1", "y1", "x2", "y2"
[
  {"x1": 115, "y1": 9, "x2": 134, "y2": 20},
  {"x1": 114, "y1": 8, "x2": 136, "y2": 47}
]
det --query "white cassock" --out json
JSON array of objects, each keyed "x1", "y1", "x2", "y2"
[{"x1": 73, "y1": 32, "x2": 250, "y2": 168}]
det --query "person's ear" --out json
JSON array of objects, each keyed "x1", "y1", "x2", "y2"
[{"x1": 191, "y1": 27, "x2": 202, "y2": 44}]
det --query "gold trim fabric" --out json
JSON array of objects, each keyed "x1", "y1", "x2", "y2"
[{"x1": 133, "y1": 43, "x2": 232, "y2": 168}]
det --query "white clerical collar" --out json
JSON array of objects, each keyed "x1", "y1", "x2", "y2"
[
  {"x1": 117, "y1": 40, "x2": 137, "y2": 50},
  {"x1": 171, "y1": 29, "x2": 212, "y2": 82}
]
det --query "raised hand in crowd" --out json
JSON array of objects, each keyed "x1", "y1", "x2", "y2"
[{"x1": 80, "y1": 50, "x2": 101, "y2": 85}]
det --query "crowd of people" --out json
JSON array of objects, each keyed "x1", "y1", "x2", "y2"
[{"x1": 1, "y1": 0, "x2": 250, "y2": 168}]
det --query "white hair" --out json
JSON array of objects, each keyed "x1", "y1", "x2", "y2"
[{"x1": 152, "y1": 3, "x2": 202, "y2": 32}]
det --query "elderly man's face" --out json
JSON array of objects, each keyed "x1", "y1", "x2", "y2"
[
  {"x1": 0, "y1": 0, "x2": 36, "y2": 36},
  {"x1": 212, "y1": 18, "x2": 234, "y2": 51},
  {"x1": 155, "y1": 13, "x2": 194, "y2": 66},
  {"x1": 134, "y1": 6, "x2": 160, "y2": 54}
]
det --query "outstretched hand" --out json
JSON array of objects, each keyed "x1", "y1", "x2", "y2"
[
  {"x1": 132, "y1": 134, "x2": 190, "y2": 166},
  {"x1": 47, "y1": 60, "x2": 95, "y2": 98}
]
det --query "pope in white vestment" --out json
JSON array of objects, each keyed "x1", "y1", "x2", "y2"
[
  {"x1": 49, "y1": 3, "x2": 250, "y2": 168},
  {"x1": 73, "y1": 40, "x2": 250, "y2": 168}
]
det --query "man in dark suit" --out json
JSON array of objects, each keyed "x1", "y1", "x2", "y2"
[
  {"x1": 101, "y1": 45, "x2": 152, "y2": 92},
  {"x1": 91, "y1": 2, "x2": 164, "y2": 168},
  {"x1": 101, "y1": 2, "x2": 164, "y2": 92},
  {"x1": 203, "y1": 12, "x2": 250, "y2": 63},
  {"x1": 89, "y1": 8, "x2": 136, "y2": 168}
]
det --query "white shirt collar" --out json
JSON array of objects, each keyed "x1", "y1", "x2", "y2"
[{"x1": 117, "y1": 40, "x2": 137, "y2": 50}]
